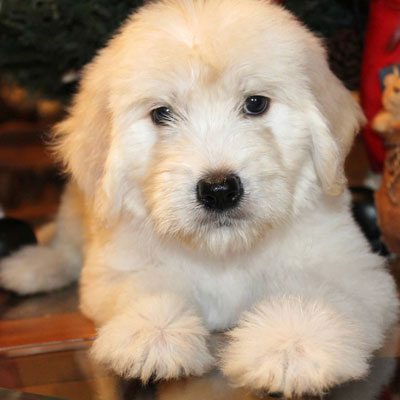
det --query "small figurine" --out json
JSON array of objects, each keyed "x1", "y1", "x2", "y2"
[
  {"x1": 373, "y1": 65, "x2": 400, "y2": 254},
  {"x1": 372, "y1": 66, "x2": 400, "y2": 139}
]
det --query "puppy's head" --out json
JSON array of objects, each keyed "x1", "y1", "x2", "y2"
[{"x1": 54, "y1": 0, "x2": 364, "y2": 255}]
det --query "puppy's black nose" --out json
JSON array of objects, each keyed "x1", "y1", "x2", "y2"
[{"x1": 196, "y1": 174, "x2": 243, "y2": 211}]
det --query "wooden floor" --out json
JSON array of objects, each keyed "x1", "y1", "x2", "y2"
[{"x1": 0, "y1": 119, "x2": 64, "y2": 225}]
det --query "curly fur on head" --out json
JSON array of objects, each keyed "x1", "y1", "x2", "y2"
[{"x1": 52, "y1": 0, "x2": 364, "y2": 254}]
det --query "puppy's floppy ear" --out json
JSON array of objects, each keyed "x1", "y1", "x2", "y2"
[
  {"x1": 53, "y1": 59, "x2": 115, "y2": 216},
  {"x1": 306, "y1": 39, "x2": 366, "y2": 196}
]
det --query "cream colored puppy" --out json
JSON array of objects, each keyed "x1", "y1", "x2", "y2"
[{"x1": 1, "y1": 0, "x2": 398, "y2": 397}]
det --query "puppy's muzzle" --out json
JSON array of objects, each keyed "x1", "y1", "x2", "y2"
[{"x1": 196, "y1": 173, "x2": 243, "y2": 211}]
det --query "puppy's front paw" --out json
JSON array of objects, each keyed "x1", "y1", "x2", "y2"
[
  {"x1": 91, "y1": 293, "x2": 214, "y2": 381},
  {"x1": 220, "y1": 297, "x2": 369, "y2": 397}
]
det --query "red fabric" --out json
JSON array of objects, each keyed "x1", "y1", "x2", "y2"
[
  {"x1": 381, "y1": 387, "x2": 392, "y2": 400},
  {"x1": 360, "y1": 0, "x2": 400, "y2": 171}
]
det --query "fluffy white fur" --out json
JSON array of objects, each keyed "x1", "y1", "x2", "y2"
[
  {"x1": 152, "y1": 356, "x2": 397, "y2": 400},
  {"x1": 91, "y1": 293, "x2": 214, "y2": 381},
  {"x1": 1, "y1": 0, "x2": 398, "y2": 397}
]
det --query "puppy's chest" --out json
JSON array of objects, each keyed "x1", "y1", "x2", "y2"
[{"x1": 186, "y1": 265, "x2": 266, "y2": 331}]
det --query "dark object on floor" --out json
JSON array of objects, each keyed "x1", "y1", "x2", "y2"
[
  {"x1": 0, "y1": 217, "x2": 36, "y2": 258},
  {"x1": 350, "y1": 186, "x2": 388, "y2": 255}
]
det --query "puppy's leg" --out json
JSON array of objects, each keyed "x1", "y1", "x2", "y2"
[
  {"x1": 220, "y1": 266, "x2": 398, "y2": 397},
  {"x1": 80, "y1": 263, "x2": 214, "y2": 381},
  {"x1": 0, "y1": 182, "x2": 84, "y2": 294},
  {"x1": 91, "y1": 292, "x2": 214, "y2": 381}
]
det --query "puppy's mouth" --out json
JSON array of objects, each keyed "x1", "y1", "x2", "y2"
[{"x1": 197, "y1": 208, "x2": 248, "y2": 228}]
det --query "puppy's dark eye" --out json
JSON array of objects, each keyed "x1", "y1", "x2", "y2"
[
  {"x1": 243, "y1": 96, "x2": 270, "y2": 116},
  {"x1": 151, "y1": 106, "x2": 174, "y2": 125}
]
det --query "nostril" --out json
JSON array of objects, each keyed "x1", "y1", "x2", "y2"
[
  {"x1": 203, "y1": 194, "x2": 217, "y2": 207},
  {"x1": 268, "y1": 393, "x2": 284, "y2": 399},
  {"x1": 196, "y1": 173, "x2": 243, "y2": 211},
  {"x1": 227, "y1": 190, "x2": 239, "y2": 201}
]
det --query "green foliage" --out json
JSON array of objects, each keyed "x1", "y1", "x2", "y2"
[
  {"x1": 0, "y1": 0, "x2": 144, "y2": 102},
  {"x1": 283, "y1": 0, "x2": 369, "y2": 90},
  {"x1": 283, "y1": 0, "x2": 369, "y2": 39}
]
